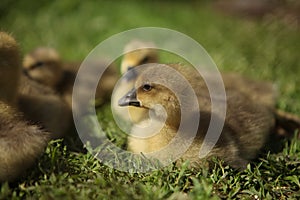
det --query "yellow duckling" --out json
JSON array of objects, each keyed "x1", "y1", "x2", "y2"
[{"x1": 119, "y1": 63, "x2": 276, "y2": 169}]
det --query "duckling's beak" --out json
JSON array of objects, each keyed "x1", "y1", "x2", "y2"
[
  {"x1": 124, "y1": 67, "x2": 137, "y2": 81},
  {"x1": 118, "y1": 88, "x2": 141, "y2": 107}
]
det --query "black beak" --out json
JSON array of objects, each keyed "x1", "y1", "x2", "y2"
[
  {"x1": 124, "y1": 67, "x2": 137, "y2": 81},
  {"x1": 118, "y1": 88, "x2": 141, "y2": 107}
]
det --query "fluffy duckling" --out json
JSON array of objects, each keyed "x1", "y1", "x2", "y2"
[
  {"x1": 113, "y1": 40, "x2": 158, "y2": 123},
  {"x1": 118, "y1": 41, "x2": 299, "y2": 139},
  {"x1": 0, "y1": 32, "x2": 50, "y2": 182},
  {"x1": 116, "y1": 40, "x2": 274, "y2": 123},
  {"x1": 119, "y1": 63, "x2": 276, "y2": 169},
  {"x1": 23, "y1": 47, "x2": 119, "y2": 110},
  {"x1": 20, "y1": 52, "x2": 71, "y2": 138},
  {"x1": 121, "y1": 41, "x2": 276, "y2": 108}
]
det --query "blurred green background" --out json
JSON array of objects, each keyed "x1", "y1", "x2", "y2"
[{"x1": 1, "y1": 0, "x2": 299, "y2": 113}]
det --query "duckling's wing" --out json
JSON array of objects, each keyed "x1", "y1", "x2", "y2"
[
  {"x1": 222, "y1": 73, "x2": 276, "y2": 108},
  {"x1": 224, "y1": 89, "x2": 275, "y2": 160}
]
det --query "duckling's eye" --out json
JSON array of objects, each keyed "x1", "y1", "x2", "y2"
[
  {"x1": 142, "y1": 84, "x2": 152, "y2": 92},
  {"x1": 31, "y1": 61, "x2": 44, "y2": 69}
]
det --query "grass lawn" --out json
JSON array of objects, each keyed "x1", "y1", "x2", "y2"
[{"x1": 1, "y1": 0, "x2": 299, "y2": 199}]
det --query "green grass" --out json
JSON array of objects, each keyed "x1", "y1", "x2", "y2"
[{"x1": 1, "y1": 0, "x2": 300, "y2": 199}]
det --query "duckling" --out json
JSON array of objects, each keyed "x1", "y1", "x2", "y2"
[
  {"x1": 113, "y1": 40, "x2": 158, "y2": 123},
  {"x1": 116, "y1": 40, "x2": 275, "y2": 124},
  {"x1": 20, "y1": 54, "x2": 71, "y2": 138},
  {"x1": 119, "y1": 42, "x2": 299, "y2": 138},
  {"x1": 0, "y1": 32, "x2": 50, "y2": 182},
  {"x1": 23, "y1": 47, "x2": 119, "y2": 111},
  {"x1": 119, "y1": 63, "x2": 276, "y2": 169}
]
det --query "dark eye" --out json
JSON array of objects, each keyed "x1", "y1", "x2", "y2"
[
  {"x1": 31, "y1": 61, "x2": 44, "y2": 69},
  {"x1": 140, "y1": 56, "x2": 149, "y2": 64},
  {"x1": 142, "y1": 84, "x2": 152, "y2": 92}
]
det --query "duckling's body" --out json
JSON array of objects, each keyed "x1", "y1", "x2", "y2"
[
  {"x1": 23, "y1": 47, "x2": 119, "y2": 111},
  {"x1": 119, "y1": 63, "x2": 276, "y2": 169},
  {"x1": 17, "y1": 70, "x2": 71, "y2": 138},
  {"x1": 221, "y1": 72, "x2": 276, "y2": 108},
  {"x1": 0, "y1": 32, "x2": 50, "y2": 182},
  {"x1": 18, "y1": 49, "x2": 71, "y2": 139},
  {"x1": 0, "y1": 102, "x2": 50, "y2": 182},
  {"x1": 113, "y1": 40, "x2": 158, "y2": 123}
]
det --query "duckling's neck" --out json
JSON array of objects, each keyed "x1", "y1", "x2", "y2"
[
  {"x1": 165, "y1": 115, "x2": 181, "y2": 130},
  {"x1": 149, "y1": 106, "x2": 181, "y2": 130}
]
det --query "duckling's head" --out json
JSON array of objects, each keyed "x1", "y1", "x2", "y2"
[
  {"x1": 121, "y1": 40, "x2": 158, "y2": 80},
  {"x1": 0, "y1": 32, "x2": 21, "y2": 104},
  {"x1": 23, "y1": 47, "x2": 63, "y2": 88},
  {"x1": 118, "y1": 64, "x2": 197, "y2": 127}
]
